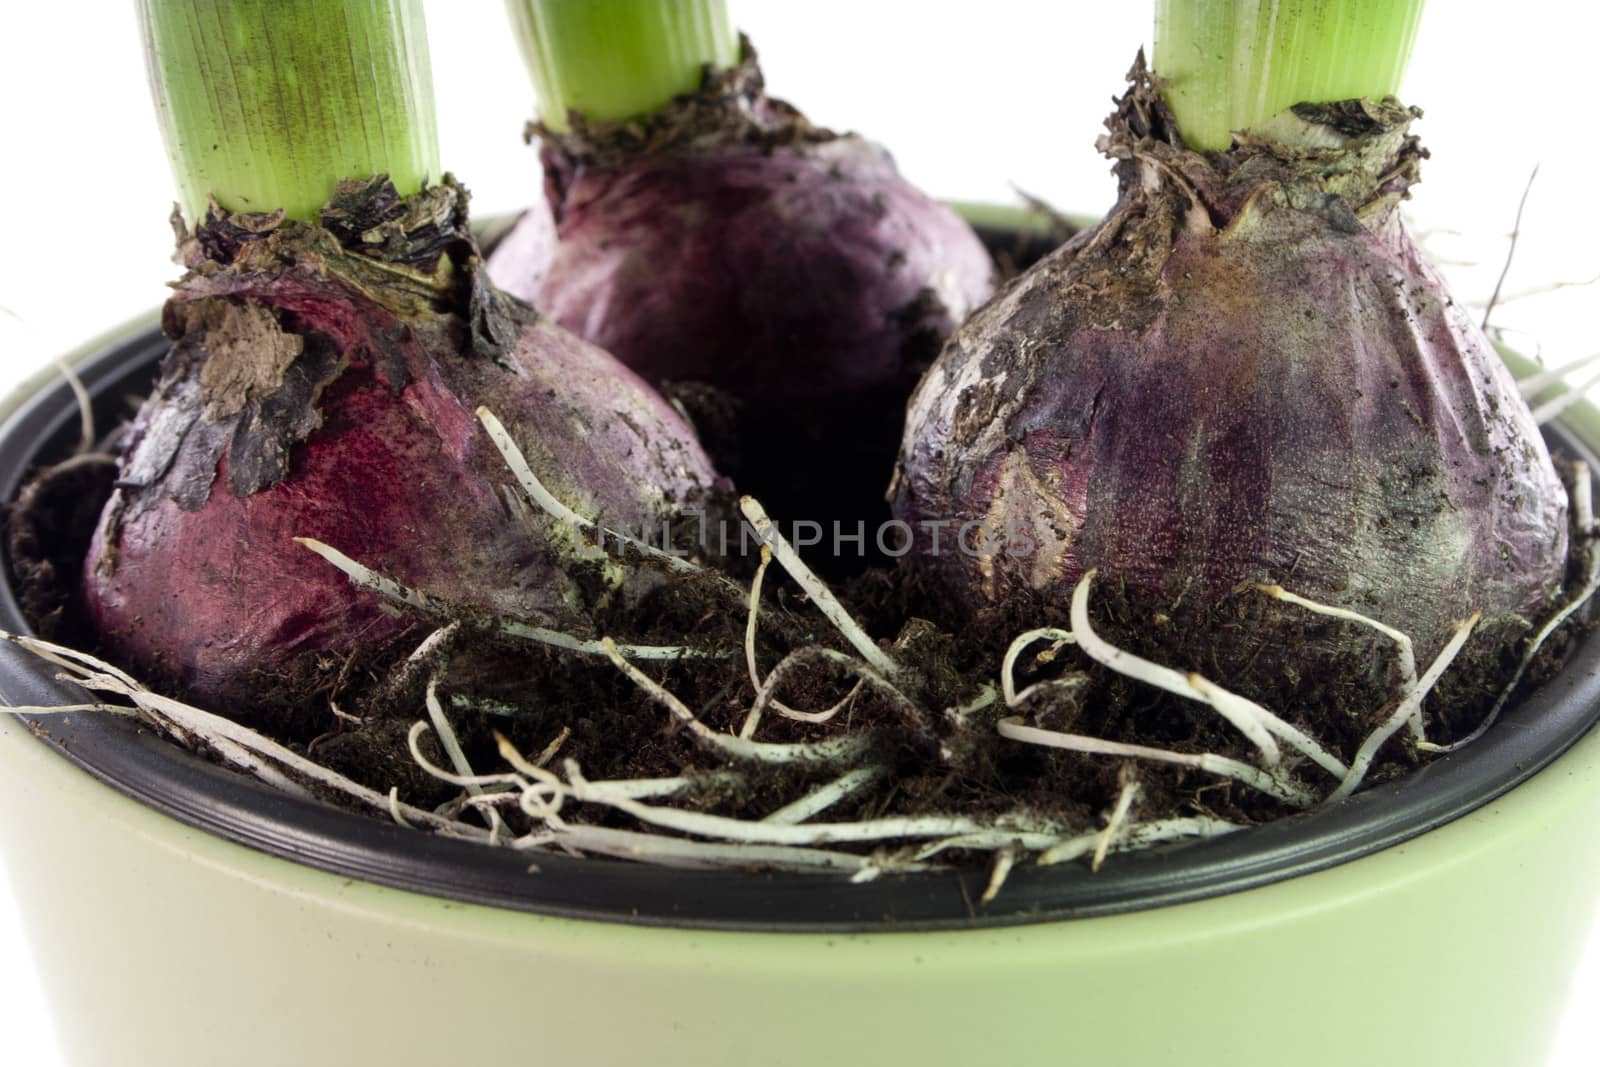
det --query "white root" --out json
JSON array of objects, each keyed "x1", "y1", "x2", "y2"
[
  {"x1": 576, "y1": 775, "x2": 736, "y2": 803},
  {"x1": 328, "y1": 702, "x2": 364, "y2": 727},
  {"x1": 403, "y1": 620, "x2": 460, "y2": 662},
  {"x1": 980, "y1": 844, "x2": 1020, "y2": 905},
  {"x1": 0, "y1": 633, "x2": 487, "y2": 841},
  {"x1": 1010, "y1": 572, "x2": 1484, "y2": 806},
  {"x1": 1327, "y1": 612, "x2": 1481, "y2": 802},
  {"x1": 488, "y1": 734, "x2": 569, "y2": 820},
  {"x1": 448, "y1": 694, "x2": 522, "y2": 719},
  {"x1": 743, "y1": 545, "x2": 778, "y2": 701},
  {"x1": 446, "y1": 794, "x2": 526, "y2": 826},
  {"x1": 387, "y1": 787, "x2": 415, "y2": 830},
  {"x1": 495, "y1": 736, "x2": 744, "y2": 807},
  {"x1": 1037, "y1": 817, "x2": 1242, "y2": 866},
  {"x1": 476, "y1": 406, "x2": 702, "y2": 577},
  {"x1": 1185, "y1": 674, "x2": 1349, "y2": 779},
  {"x1": 8, "y1": 631, "x2": 141, "y2": 689},
  {"x1": 1092, "y1": 776, "x2": 1142, "y2": 873},
  {"x1": 563, "y1": 759, "x2": 1066, "y2": 848},
  {"x1": 296, "y1": 537, "x2": 720, "y2": 661},
  {"x1": 1070, "y1": 570, "x2": 1281, "y2": 767},
  {"x1": 497, "y1": 620, "x2": 719, "y2": 661},
  {"x1": 1, "y1": 702, "x2": 133, "y2": 716},
  {"x1": 1580, "y1": 461, "x2": 1594, "y2": 537},
  {"x1": 92, "y1": 672, "x2": 304, "y2": 799},
  {"x1": 405, "y1": 721, "x2": 531, "y2": 794},
  {"x1": 1423, "y1": 462, "x2": 1600, "y2": 754},
  {"x1": 741, "y1": 545, "x2": 866, "y2": 732},
  {"x1": 849, "y1": 850, "x2": 935, "y2": 884},
  {"x1": 1069, "y1": 572, "x2": 1350, "y2": 779},
  {"x1": 1258, "y1": 582, "x2": 1424, "y2": 742},
  {"x1": 738, "y1": 496, "x2": 904, "y2": 681},
  {"x1": 383, "y1": 623, "x2": 460, "y2": 699},
  {"x1": 510, "y1": 746, "x2": 744, "y2": 807},
  {"x1": 946, "y1": 684, "x2": 999, "y2": 728},
  {"x1": 54, "y1": 358, "x2": 96, "y2": 455},
  {"x1": 760, "y1": 675, "x2": 863, "y2": 729},
  {"x1": 1000, "y1": 628, "x2": 1086, "y2": 709},
  {"x1": 996, "y1": 718, "x2": 1318, "y2": 808},
  {"x1": 763, "y1": 765, "x2": 889, "y2": 825},
  {"x1": 911, "y1": 831, "x2": 1064, "y2": 860},
  {"x1": 0, "y1": 632, "x2": 1262, "y2": 887},
  {"x1": 741, "y1": 646, "x2": 918, "y2": 742},
  {"x1": 295, "y1": 537, "x2": 435, "y2": 611},
  {"x1": 425, "y1": 679, "x2": 508, "y2": 844},
  {"x1": 531, "y1": 727, "x2": 571, "y2": 768},
  {"x1": 600, "y1": 638, "x2": 871, "y2": 767},
  {"x1": 528, "y1": 823, "x2": 927, "y2": 875}
]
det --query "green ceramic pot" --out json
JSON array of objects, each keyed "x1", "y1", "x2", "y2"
[{"x1": 2, "y1": 216, "x2": 1597, "y2": 1066}]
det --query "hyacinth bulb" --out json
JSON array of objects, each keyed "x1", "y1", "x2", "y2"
[
  {"x1": 490, "y1": 43, "x2": 994, "y2": 537},
  {"x1": 895, "y1": 69, "x2": 1568, "y2": 701},
  {"x1": 85, "y1": 180, "x2": 717, "y2": 721}
]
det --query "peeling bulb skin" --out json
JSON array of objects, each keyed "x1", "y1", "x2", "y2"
[
  {"x1": 895, "y1": 60, "x2": 1569, "y2": 698},
  {"x1": 83, "y1": 178, "x2": 717, "y2": 725},
  {"x1": 488, "y1": 40, "x2": 994, "y2": 540}
]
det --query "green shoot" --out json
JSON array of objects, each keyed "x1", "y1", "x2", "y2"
[
  {"x1": 139, "y1": 0, "x2": 441, "y2": 223},
  {"x1": 1153, "y1": 0, "x2": 1427, "y2": 151},
  {"x1": 505, "y1": 0, "x2": 739, "y2": 132}
]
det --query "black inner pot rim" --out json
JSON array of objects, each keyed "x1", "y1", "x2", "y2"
[{"x1": 2, "y1": 318, "x2": 1598, "y2": 934}]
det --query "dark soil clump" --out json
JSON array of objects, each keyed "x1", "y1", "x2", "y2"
[{"x1": 8, "y1": 455, "x2": 116, "y2": 642}]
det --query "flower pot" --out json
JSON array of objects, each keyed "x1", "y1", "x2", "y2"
[{"x1": 2, "y1": 217, "x2": 1599, "y2": 1067}]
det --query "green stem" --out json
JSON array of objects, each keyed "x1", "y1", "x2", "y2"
[
  {"x1": 140, "y1": 0, "x2": 441, "y2": 223},
  {"x1": 1153, "y1": 0, "x2": 1426, "y2": 151},
  {"x1": 506, "y1": 0, "x2": 739, "y2": 133}
]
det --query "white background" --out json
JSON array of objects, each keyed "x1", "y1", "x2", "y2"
[{"x1": 1, "y1": 2, "x2": 1596, "y2": 1063}]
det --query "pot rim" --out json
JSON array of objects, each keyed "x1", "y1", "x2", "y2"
[{"x1": 3, "y1": 313, "x2": 1597, "y2": 934}]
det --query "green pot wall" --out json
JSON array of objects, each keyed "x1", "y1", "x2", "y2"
[{"x1": 4, "y1": 692, "x2": 1598, "y2": 1067}]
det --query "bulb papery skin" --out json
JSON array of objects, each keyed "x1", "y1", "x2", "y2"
[
  {"x1": 895, "y1": 67, "x2": 1569, "y2": 688},
  {"x1": 84, "y1": 180, "x2": 716, "y2": 720},
  {"x1": 487, "y1": 42, "x2": 994, "y2": 532}
]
